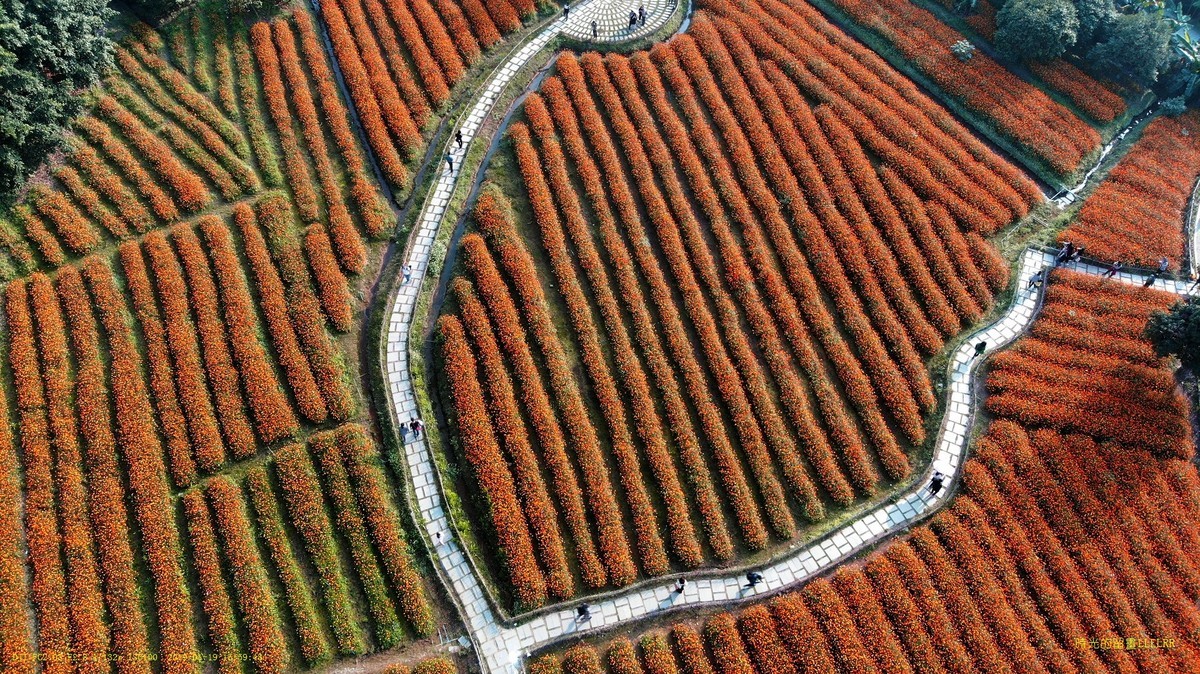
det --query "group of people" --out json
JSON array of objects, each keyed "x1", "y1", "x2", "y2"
[
  {"x1": 562, "y1": 2, "x2": 647, "y2": 39},
  {"x1": 1027, "y1": 241, "x2": 1178, "y2": 291}
]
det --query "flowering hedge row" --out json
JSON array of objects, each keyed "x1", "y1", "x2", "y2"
[
  {"x1": 273, "y1": 443, "x2": 366, "y2": 656},
  {"x1": 251, "y1": 24, "x2": 320, "y2": 224},
  {"x1": 319, "y1": 0, "x2": 422, "y2": 156},
  {"x1": 181, "y1": 490, "x2": 243, "y2": 674},
  {"x1": 439, "y1": 314, "x2": 548, "y2": 609},
  {"x1": 96, "y1": 96, "x2": 210, "y2": 212},
  {"x1": 1060, "y1": 112, "x2": 1200, "y2": 270},
  {"x1": 69, "y1": 144, "x2": 155, "y2": 234},
  {"x1": 292, "y1": 12, "x2": 395, "y2": 237},
  {"x1": 307, "y1": 431, "x2": 405, "y2": 648},
  {"x1": 75, "y1": 117, "x2": 180, "y2": 223},
  {"x1": 117, "y1": 243, "x2": 201, "y2": 485},
  {"x1": 272, "y1": 20, "x2": 367, "y2": 274},
  {"x1": 1028, "y1": 60, "x2": 1126, "y2": 124},
  {"x1": 142, "y1": 231, "x2": 233, "y2": 470},
  {"x1": 244, "y1": 466, "x2": 333, "y2": 665},
  {"x1": 368, "y1": 0, "x2": 448, "y2": 109},
  {"x1": 28, "y1": 274, "x2": 112, "y2": 668},
  {"x1": 232, "y1": 26, "x2": 283, "y2": 189},
  {"x1": 454, "y1": 227, "x2": 609, "y2": 590},
  {"x1": 594, "y1": 54, "x2": 806, "y2": 529},
  {"x1": 7, "y1": 280, "x2": 74, "y2": 672},
  {"x1": 0, "y1": 289, "x2": 33, "y2": 673},
  {"x1": 303, "y1": 224, "x2": 354, "y2": 332},
  {"x1": 28, "y1": 186, "x2": 101, "y2": 256},
  {"x1": 208, "y1": 8, "x2": 237, "y2": 116},
  {"x1": 459, "y1": 0, "x2": 502, "y2": 48},
  {"x1": 451, "y1": 279, "x2": 574, "y2": 600},
  {"x1": 255, "y1": 194, "x2": 355, "y2": 420},
  {"x1": 465, "y1": 220, "x2": 635, "y2": 585},
  {"x1": 171, "y1": 222, "x2": 261, "y2": 457},
  {"x1": 54, "y1": 167, "x2": 127, "y2": 239},
  {"x1": 818, "y1": 0, "x2": 1099, "y2": 175},
  {"x1": 205, "y1": 476, "x2": 288, "y2": 674},
  {"x1": 82, "y1": 257, "x2": 199, "y2": 673},
  {"x1": 335, "y1": 424, "x2": 436, "y2": 633},
  {"x1": 231, "y1": 204, "x2": 328, "y2": 423},
  {"x1": 198, "y1": 217, "x2": 299, "y2": 443},
  {"x1": 431, "y1": 0, "x2": 482, "y2": 62}
]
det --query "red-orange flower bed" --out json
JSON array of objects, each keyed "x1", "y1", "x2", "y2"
[
  {"x1": 818, "y1": 0, "x2": 1100, "y2": 175},
  {"x1": 528, "y1": 269, "x2": 1200, "y2": 673},
  {"x1": 1059, "y1": 111, "x2": 1200, "y2": 271},
  {"x1": 439, "y1": 0, "x2": 1027, "y2": 608}
]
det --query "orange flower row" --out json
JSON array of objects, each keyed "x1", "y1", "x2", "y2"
[
  {"x1": 703, "y1": 613, "x2": 755, "y2": 674},
  {"x1": 6, "y1": 280, "x2": 74, "y2": 671},
  {"x1": 243, "y1": 466, "x2": 334, "y2": 664},
  {"x1": 205, "y1": 476, "x2": 289, "y2": 674},
  {"x1": 456, "y1": 219, "x2": 609, "y2": 589},
  {"x1": 232, "y1": 26, "x2": 284, "y2": 189},
  {"x1": 74, "y1": 117, "x2": 179, "y2": 222},
  {"x1": 304, "y1": 224, "x2": 354, "y2": 332},
  {"x1": 273, "y1": 444, "x2": 366, "y2": 655},
  {"x1": 159, "y1": 123, "x2": 243, "y2": 201},
  {"x1": 430, "y1": 0, "x2": 482, "y2": 64},
  {"x1": 371, "y1": 0, "x2": 449, "y2": 108},
  {"x1": 117, "y1": 242, "x2": 203, "y2": 485},
  {"x1": 409, "y1": 0, "x2": 467, "y2": 84},
  {"x1": 1028, "y1": 60, "x2": 1126, "y2": 125},
  {"x1": 483, "y1": 0, "x2": 521, "y2": 32},
  {"x1": 862, "y1": 555, "x2": 948, "y2": 674},
  {"x1": 28, "y1": 275, "x2": 112, "y2": 666},
  {"x1": 208, "y1": 9, "x2": 237, "y2": 116},
  {"x1": 255, "y1": 194, "x2": 355, "y2": 420},
  {"x1": 292, "y1": 12, "x2": 397, "y2": 236},
  {"x1": 11, "y1": 206, "x2": 63, "y2": 268},
  {"x1": 459, "y1": 0, "x2": 502, "y2": 48},
  {"x1": 142, "y1": 230, "x2": 235, "y2": 467},
  {"x1": 320, "y1": 0, "x2": 422, "y2": 155},
  {"x1": 272, "y1": 19, "x2": 367, "y2": 273},
  {"x1": 232, "y1": 203, "x2": 328, "y2": 423},
  {"x1": 346, "y1": 0, "x2": 433, "y2": 121},
  {"x1": 28, "y1": 186, "x2": 101, "y2": 255},
  {"x1": 54, "y1": 166, "x2": 127, "y2": 238},
  {"x1": 467, "y1": 214, "x2": 636, "y2": 585},
  {"x1": 82, "y1": 257, "x2": 199, "y2": 673},
  {"x1": 96, "y1": 96, "x2": 210, "y2": 212},
  {"x1": 0, "y1": 295, "x2": 33, "y2": 674},
  {"x1": 519, "y1": 101, "x2": 703, "y2": 565},
  {"x1": 439, "y1": 315, "x2": 548, "y2": 610},
  {"x1": 181, "y1": 491, "x2": 243, "y2": 673},
  {"x1": 251, "y1": 24, "x2": 320, "y2": 223},
  {"x1": 307, "y1": 431, "x2": 405, "y2": 648},
  {"x1": 334, "y1": 424, "x2": 436, "y2": 633},
  {"x1": 619, "y1": 53, "x2": 869, "y2": 513},
  {"x1": 452, "y1": 279, "x2": 575, "y2": 600},
  {"x1": 198, "y1": 217, "x2": 300, "y2": 443},
  {"x1": 591, "y1": 54, "x2": 801, "y2": 530},
  {"x1": 68, "y1": 144, "x2": 155, "y2": 233}
]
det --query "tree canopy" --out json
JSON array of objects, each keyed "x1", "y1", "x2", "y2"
[
  {"x1": 0, "y1": 0, "x2": 114, "y2": 198},
  {"x1": 1086, "y1": 11, "x2": 1173, "y2": 87},
  {"x1": 996, "y1": 0, "x2": 1080, "y2": 61},
  {"x1": 1147, "y1": 296, "x2": 1200, "y2": 372}
]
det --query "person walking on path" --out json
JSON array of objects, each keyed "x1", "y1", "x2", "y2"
[
  {"x1": 674, "y1": 578, "x2": 687, "y2": 594},
  {"x1": 576, "y1": 604, "x2": 591, "y2": 622},
  {"x1": 1054, "y1": 241, "x2": 1075, "y2": 266},
  {"x1": 402, "y1": 264, "x2": 412, "y2": 285},
  {"x1": 629, "y1": 10, "x2": 637, "y2": 28},
  {"x1": 745, "y1": 571, "x2": 763, "y2": 588},
  {"x1": 455, "y1": 130, "x2": 463, "y2": 149},
  {"x1": 592, "y1": 20, "x2": 598, "y2": 38},
  {"x1": 445, "y1": 154, "x2": 454, "y2": 174},
  {"x1": 1188, "y1": 272, "x2": 1200, "y2": 294},
  {"x1": 410, "y1": 417, "x2": 424, "y2": 439},
  {"x1": 971, "y1": 340, "x2": 987, "y2": 360},
  {"x1": 639, "y1": 4, "x2": 646, "y2": 25},
  {"x1": 1027, "y1": 268, "x2": 1045, "y2": 290},
  {"x1": 1144, "y1": 257, "x2": 1169, "y2": 287},
  {"x1": 563, "y1": 2, "x2": 569, "y2": 18},
  {"x1": 1069, "y1": 245, "x2": 1085, "y2": 264},
  {"x1": 929, "y1": 470, "x2": 945, "y2": 496},
  {"x1": 1102, "y1": 261, "x2": 1123, "y2": 278}
]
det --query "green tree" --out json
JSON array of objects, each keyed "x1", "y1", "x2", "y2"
[
  {"x1": 122, "y1": 0, "x2": 192, "y2": 23},
  {"x1": 0, "y1": 0, "x2": 114, "y2": 198},
  {"x1": 1075, "y1": 0, "x2": 1116, "y2": 43},
  {"x1": 1087, "y1": 11, "x2": 1173, "y2": 85},
  {"x1": 1147, "y1": 296, "x2": 1200, "y2": 371},
  {"x1": 995, "y1": 0, "x2": 1080, "y2": 61}
]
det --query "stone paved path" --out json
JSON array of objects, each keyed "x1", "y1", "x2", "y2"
[{"x1": 375, "y1": 3, "x2": 1197, "y2": 671}]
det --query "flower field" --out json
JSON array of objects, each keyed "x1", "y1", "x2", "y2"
[
  {"x1": 527, "y1": 269, "x2": 1200, "y2": 673},
  {"x1": 0, "y1": 4, "x2": 448, "y2": 670},
  {"x1": 437, "y1": 0, "x2": 1036, "y2": 611},
  {"x1": 1059, "y1": 111, "x2": 1200, "y2": 271},
  {"x1": 826, "y1": 0, "x2": 1102, "y2": 176}
]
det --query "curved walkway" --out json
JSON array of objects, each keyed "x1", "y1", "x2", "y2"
[{"x1": 376, "y1": 6, "x2": 1197, "y2": 673}]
